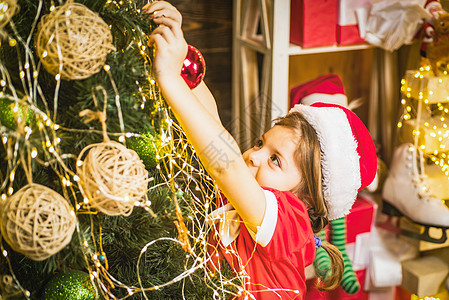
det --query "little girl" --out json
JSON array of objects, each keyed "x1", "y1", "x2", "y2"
[{"x1": 145, "y1": 2, "x2": 377, "y2": 299}]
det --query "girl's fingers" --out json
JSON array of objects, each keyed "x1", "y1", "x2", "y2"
[
  {"x1": 143, "y1": 2, "x2": 182, "y2": 24},
  {"x1": 152, "y1": 17, "x2": 183, "y2": 40},
  {"x1": 150, "y1": 33, "x2": 167, "y2": 50},
  {"x1": 143, "y1": 1, "x2": 174, "y2": 12},
  {"x1": 150, "y1": 24, "x2": 175, "y2": 45}
]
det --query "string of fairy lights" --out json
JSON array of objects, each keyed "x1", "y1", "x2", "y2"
[
  {"x1": 398, "y1": 66, "x2": 449, "y2": 180},
  {"x1": 0, "y1": 0, "x2": 245, "y2": 299},
  {"x1": 3, "y1": 1, "x2": 449, "y2": 299},
  {"x1": 1, "y1": 0, "x2": 347, "y2": 298}
]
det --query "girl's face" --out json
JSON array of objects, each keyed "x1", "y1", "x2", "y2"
[{"x1": 242, "y1": 125, "x2": 301, "y2": 192}]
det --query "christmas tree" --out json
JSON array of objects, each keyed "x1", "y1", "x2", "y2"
[{"x1": 0, "y1": 0, "x2": 238, "y2": 298}]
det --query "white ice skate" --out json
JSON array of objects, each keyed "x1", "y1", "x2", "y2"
[{"x1": 381, "y1": 143, "x2": 449, "y2": 243}]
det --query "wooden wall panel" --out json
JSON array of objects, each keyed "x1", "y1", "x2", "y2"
[
  {"x1": 170, "y1": 0, "x2": 233, "y2": 128},
  {"x1": 288, "y1": 49, "x2": 375, "y2": 123}
]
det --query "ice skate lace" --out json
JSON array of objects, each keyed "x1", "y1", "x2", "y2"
[
  {"x1": 411, "y1": 148, "x2": 437, "y2": 201},
  {"x1": 411, "y1": 175, "x2": 434, "y2": 200}
]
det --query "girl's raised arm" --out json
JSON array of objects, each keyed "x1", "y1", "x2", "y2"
[
  {"x1": 146, "y1": 1, "x2": 266, "y2": 232},
  {"x1": 192, "y1": 82, "x2": 221, "y2": 123}
]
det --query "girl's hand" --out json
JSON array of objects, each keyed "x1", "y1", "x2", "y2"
[{"x1": 144, "y1": 1, "x2": 188, "y2": 83}]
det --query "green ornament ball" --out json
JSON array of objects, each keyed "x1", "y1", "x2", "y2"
[
  {"x1": 41, "y1": 270, "x2": 98, "y2": 300},
  {"x1": 127, "y1": 132, "x2": 160, "y2": 169},
  {"x1": 175, "y1": 190, "x2": 184, "y2": 198},
  {"x1": 0, "y1": 97, "x2": 32, "y2": 130}
]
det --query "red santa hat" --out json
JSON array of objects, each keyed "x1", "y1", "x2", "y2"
[
  {"x1": 289, "y1": 75, "x2": 377, "y2": 220},
  {"x1": 290, "y1": 74, "x2": 348, "y2": 108}
]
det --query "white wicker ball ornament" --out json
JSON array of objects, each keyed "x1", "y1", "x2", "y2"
[
  {"x1": 34, "y1": 1, "x2": 115, "y2": 80},
  {"x1": 77, "y1": 141, "x2": 150, "y2": 217},
  {"x1": 0, "y1": 183, "x2": 76, "y2": 261}
]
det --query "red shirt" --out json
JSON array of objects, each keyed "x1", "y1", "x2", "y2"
[{"x1": 208, "y1": 187, "x2": 316, "y2": 299}]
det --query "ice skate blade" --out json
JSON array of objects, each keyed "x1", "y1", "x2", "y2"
[{"x1": 380, "y1": 200, "x2": 449, "y2": 244}]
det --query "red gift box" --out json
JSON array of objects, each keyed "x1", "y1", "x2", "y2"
[
  {"x1": 395, "y1": 286, "x2": 412, "y2": 300},
  {"x1": 337, "y1": 0, "x2": 371, "y2": 45},
  {"x1": 290, "y1": 0, "x2": 337, "y2": 48},
  {"x1": 346, "y1": 195, "x2": 376, "y2": 244},
  {"x1": 337, "y1": 25, "x2": 364, "y2": 46},
  {"x1": 320, "y1": 196, "x2": 376, "y2": 243},
  {"x1": 317, "y1": 195, "x2": 376, "y2": 270}
]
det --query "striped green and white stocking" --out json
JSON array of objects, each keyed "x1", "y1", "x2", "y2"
[
  {"x1": 313, "y1": 229, "x2": 331, "y2": 278},
  {"x1": 313, "y1": 217, "x2": 360, "y2": 294}
]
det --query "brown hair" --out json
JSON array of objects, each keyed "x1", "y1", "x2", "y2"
[{"x1": 273, "y1": 111, "x2": 344, "y2": 291}]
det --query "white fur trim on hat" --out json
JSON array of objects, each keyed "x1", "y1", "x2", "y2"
[{"x1": 290, "y1": 104, "x2": 361, "y2": 220}]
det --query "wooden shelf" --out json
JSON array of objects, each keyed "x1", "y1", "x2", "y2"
[
  {"x1": 236, "y1": 38, "x2": 373, "y2": 56},
  {"x1": 288, "y1": 43, "x2": 373, "y2": 55}
]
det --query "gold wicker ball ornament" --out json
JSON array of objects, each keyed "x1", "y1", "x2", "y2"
[
  {"x1": 0, "y1": 183, "x2": 77, "y2": 261},
  {"x1": 0, "y1": 0, "x2": 19, "y2": 29},
  {"x1": 34, "y1": 1, "x2": 115, "y2": 80},
  {"x1": 77, "y1": 141, "x2": 150, "y2": 217}
]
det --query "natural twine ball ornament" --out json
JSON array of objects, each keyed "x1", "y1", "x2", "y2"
[
  {"x1": 0, "y1": 183, "x2": 77, "y2": 261},
  {"x1": 0, "y1": 0, "x2": 19, "y2": 29},
  {"x1": 34, "y1": 1, "x2": 115, "y2": 80},
  {"x1": 77, "y1": 140, "x2": 150, "y2": 217}
]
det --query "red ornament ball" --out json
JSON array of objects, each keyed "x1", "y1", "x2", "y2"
[{"x1": 181, "y1": 45, "x2": 206, "y2": 89}]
